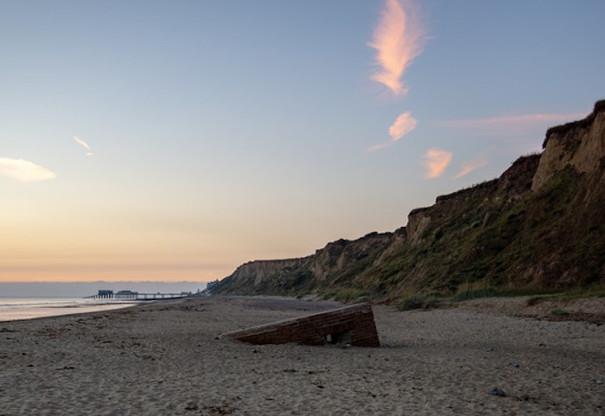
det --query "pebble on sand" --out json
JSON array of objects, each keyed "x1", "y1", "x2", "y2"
[{"x1": 488, "y1": 387, "x2": 507, "y2": 397}]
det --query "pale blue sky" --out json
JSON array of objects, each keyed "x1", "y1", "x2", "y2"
[{"x1": 1, "y1": 0, "x2": 604, "y2": 281}]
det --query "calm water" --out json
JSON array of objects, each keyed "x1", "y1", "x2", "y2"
[
  {"x1": 0, "y1": 298, "x2": 137, "y2": 322},
  {"x1": 0, "y1": 281, "x2": 207, "y2": 322}
]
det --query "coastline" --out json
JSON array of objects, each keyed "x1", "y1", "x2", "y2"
[
  {"x1": 1, "y1": 295, "x2": 603, "y2": 415},
  {"x1": 0, "y1": 298, "x2": 140, "y2": 323}
]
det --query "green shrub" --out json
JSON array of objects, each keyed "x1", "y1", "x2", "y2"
[
  {"x1": 453, "y1": 281, "x2": 558, "y2": 302},
  {"x1": 322, "y1": 288, "x2": 369, "y2": 303},
  {"x1": 320, "y1": 290, "x2": 337, "y2": 300},
  {"x1": 526, "y1": 296, "x2": 545, "y2": 306},
  {"x1": 453, "y1": 288, "x2": 501, "y2": 301},
  {"x1": 551, "y1": 308, "x2": 570, "y2": 317},
  {"x1": 396, "y1": 294, "x2": 440, "y2": 311}
]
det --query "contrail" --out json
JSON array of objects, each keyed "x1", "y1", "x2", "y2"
[{"x1": 73, "y1": 136, "x2": 94, "y2": 156}]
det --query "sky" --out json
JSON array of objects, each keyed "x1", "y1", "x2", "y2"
[{"x1": 1, "y1": 0, "x2": 604, "y2": 282}]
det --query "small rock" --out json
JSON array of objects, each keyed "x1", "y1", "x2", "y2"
[
  {"x1": 518, "y1": 394, "x2": 531, "y2": 402},
  {"x1": 184, "y1": 402, "x2": 198, "y2": 411},
  {"x1": 488, "y1": 387, "x2": 507, "y2": 397}
]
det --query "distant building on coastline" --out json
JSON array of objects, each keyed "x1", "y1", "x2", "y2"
[
  {"x1": 96, "y1": 289, "x2": 138, "y2": 300},
  {"x1": 97, "y1": 290, "x2": 114, "y2": 298}
]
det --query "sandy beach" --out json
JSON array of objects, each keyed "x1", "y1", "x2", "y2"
[{"x1": 1, "y1": 296, "x2": 604, "y2": 415}]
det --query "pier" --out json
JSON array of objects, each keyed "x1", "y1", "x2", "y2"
[
  {"x1": 134, "y1": 292, "x2": 189, "y2": 300},
  {"x1": 93, "y1": 290, "x2": 191, "y2": 301}
]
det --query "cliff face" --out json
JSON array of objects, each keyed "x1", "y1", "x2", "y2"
[
  {"x1": 533, "y1": 101, "x2": 605, "y2": 192},
  {"x1": 214, "y1": 101, "x2": 605, "y2": 299}
]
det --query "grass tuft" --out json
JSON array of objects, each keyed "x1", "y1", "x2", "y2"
[
  {"x1": 321, "y1": 288, "x2": 368, "y2": 303},
  {"x1": 551, "y1": 308, "x2": 570, "y2": 317},
  {"x1": 396, "y1": 294, "x2": 440, "y2": 311}
]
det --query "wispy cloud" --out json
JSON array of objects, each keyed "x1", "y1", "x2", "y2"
[
  {"x1": 73, "y1": 136, "x2": 94, "y2": 156},
  {"x1": 367, "y1": 142, "x2": 392, "y2": 152},
  {"x1": 389, "y1": 111, "x2": 417, "y2": 140},
  {"x1": 369, "y1": 111, "x2": 417, "y2": 152},
  {"x1": 423, "y1": 148, "x2": 452, "y2": 179},
  {"x1": 0, "y1": 158, "x2": 56, "y2": 182},
  {"x1": 454, "y1": 158, "x2": 487, "y2": 179},
  {"x1": 444, "y1": 112, "x2": 586, "y2": 130},
  {"x1": 369, "y1": 0, "x2": 424, "y2": 95}
]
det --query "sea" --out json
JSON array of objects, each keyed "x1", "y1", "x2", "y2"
[{"x1": 0, "y1": 281, "x2": 207, "y2": 322}]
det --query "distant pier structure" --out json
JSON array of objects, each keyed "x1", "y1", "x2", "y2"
[
  {"x1": 94, "y1": 290, "x2": 191, "y2": 301},
  {"x1": 97, "y1": 290, "x2": 114, "y2": 299}
]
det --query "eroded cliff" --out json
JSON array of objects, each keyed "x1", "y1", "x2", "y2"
[{"x1": 214, "y1": 101, "x2": 605, "y2": 300}]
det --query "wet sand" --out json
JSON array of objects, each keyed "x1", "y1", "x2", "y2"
[
  {"x1": 0, "y1": 299, "x2": 137, "y2": 322},
  {"x1": 0, "y1": 296, "x2": 603, "y2": 415}
]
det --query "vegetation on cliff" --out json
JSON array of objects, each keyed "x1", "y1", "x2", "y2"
[{"x1": 214, "y1": 101, "x2": 605, "y2": 301}]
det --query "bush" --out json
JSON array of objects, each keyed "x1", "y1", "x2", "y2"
[
  {"x1": 526, "y1": 296, "x2": 544, "y2": 306},
  {"x1": 320, "y1": 288, "x2": 368, "y2": 303},
  {"x1": 551, "y1": 308, "x2": 570, "y2": 317},
  {"x1": 333, "y1": 288, "x2": 368, "y2": 303},
  {"x1": 320, "y1": 290, "x2": 337, "y2": 300},
  {"x1": 453, "y1": 288, "x2": 501, "y2": 301},
  {"x1": 453, "y1": 281, "x2": 557, "y2": 302},
  {"x1": 396, "y1": 294, "x2": 440, "y2": 311}
]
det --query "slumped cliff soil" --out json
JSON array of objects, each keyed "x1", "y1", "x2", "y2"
[{"x1": 1, "y1": 296, "x2": 604, "y2": 415}]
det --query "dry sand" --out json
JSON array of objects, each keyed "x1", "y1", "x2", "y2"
[{"x1": 0, "y1": 296, "x2": 604, "y2": 415}]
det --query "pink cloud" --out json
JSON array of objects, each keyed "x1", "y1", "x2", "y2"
[
  {"x1": 444, "y1": 112, "x2": 586, "y2": 130},
  {"x1": 369, "y1": 0, "x2": 424, "y2": 95},
  {"x1": 424, "y1": 148, "x2": 452, "y2": 179},
  {"x1": 367, "y1": 142, "x2": 392, "y2": 152},
  {"x1": 368, "y1": 111, "x2": 417, "y2": 152},
  {"x1": 454, "y1": 159, "x2": 487, "y2": 179},
  {"x1": 389, "y1": 111, "x2": 417, "y2": 140}
]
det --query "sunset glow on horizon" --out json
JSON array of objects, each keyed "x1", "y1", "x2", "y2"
[{"x1": 1, "y1": 0, "x2": 603, "y2": 282}]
